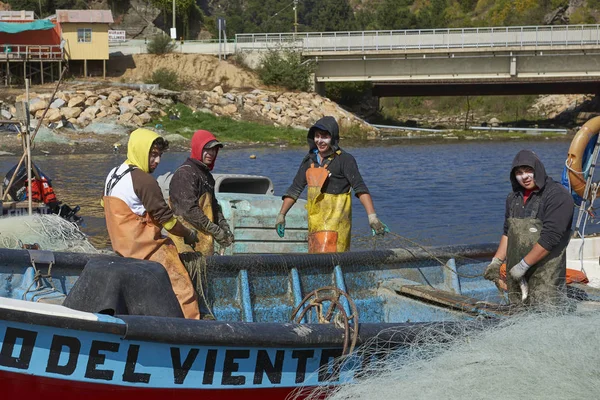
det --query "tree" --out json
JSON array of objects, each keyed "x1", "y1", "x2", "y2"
[{"x1": 301, "y1": 0, "x2": 358, "y2": 32}]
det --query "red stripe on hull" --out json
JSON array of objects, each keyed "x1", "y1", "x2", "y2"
[{"x1": 0, "y1": 370, "x2": 323, "y2": 400}]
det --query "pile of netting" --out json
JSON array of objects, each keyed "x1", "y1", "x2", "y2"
[
  {"x1": 0, "y1": 214, "x2": 97, "y2": 253},
  {"x1": 295, "y1": 307, "x2": 600, "y2": 400}
]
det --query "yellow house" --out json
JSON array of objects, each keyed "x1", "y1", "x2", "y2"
[{"x1": 57, "y1": 9, "x2": 113, "y2": 78}]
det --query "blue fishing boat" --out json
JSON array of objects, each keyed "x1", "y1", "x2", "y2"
[
  {"x1": 2, "y1": 120, "x2": 600, "y2": 399},
  {"x1": 0, "y1": 241, "x2": 516, "y2": 399}
]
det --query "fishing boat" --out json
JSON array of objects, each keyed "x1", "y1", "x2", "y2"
[
  {"x1": 0, "y1": 243, "x2": 509, "y2": 399},
  {"x1": 3, "y1": 118, "x2": 600, "y2": 398}
]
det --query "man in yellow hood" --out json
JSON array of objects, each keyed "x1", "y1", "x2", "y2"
[{"x1": 103, "y1": 128, "x2": 201, "y2": 319}]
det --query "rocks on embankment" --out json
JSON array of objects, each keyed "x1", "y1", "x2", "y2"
[
  {"x1": 0, "y1": 85, "x2": 377, "y2": 136},
  {"x1": 180, "y1": 86, "x2": 377, "y2": 136},
  {"x1": 0, "y1": 88, "x2": 173, "y2": 129}
]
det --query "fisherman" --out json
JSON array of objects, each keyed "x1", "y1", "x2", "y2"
[
  {"x1": 169, "y1": 130, "x2": 234, "y2": 256},
  {"x1": 103, "y1": 128, "x2": 200, "y2": 319},
  {"x1": 275, "y1": 116, "x2": 388, "y2": 253},
  {"x1": 484, "y1": 149, "x2": 574, "y2": 307}
]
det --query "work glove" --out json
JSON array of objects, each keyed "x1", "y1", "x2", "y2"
[
  {"x1": 509, "y1": 259, "x2": 531, "y2": 281},
  {"x1": 368, "y1": 214, "x2": 389, "y2": 236},
  {"x1": 275, "y1": 213, "x2": 286, "y2": 238},
  {"x1": 207, "y1": 222, "x2": 233, "y2": 248},
  {"x1": 183, "y1": 229, "x2": 199, "y2": 247},
  {"x1": 483, "y1": 257, "x2": 503, "y2": 282},
  {"x1": 217, "y1": 218, "x2": 235, "y2": 248}
]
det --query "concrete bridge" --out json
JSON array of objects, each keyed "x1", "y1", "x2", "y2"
[
  {"x1": 109, "y1": 25, "x2": 600, "y2": 96},
  {"x1": 235, "y1": 25, "x2": 600, "y2": 96}
]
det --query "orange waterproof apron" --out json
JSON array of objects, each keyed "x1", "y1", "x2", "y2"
[
  {"x1": 305, "y1": 153, "x2": 352, "y2": 253},
  {"x1": 103, "y1": 196, "x2": 200, "y2": 319},
  {"x1": 169, "y1": 193, "x2": 215, "y2": 257}
]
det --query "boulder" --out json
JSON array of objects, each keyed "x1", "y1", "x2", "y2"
[
  {"x1": 221, "y1": 104, "x2": 238, "y2": 115},
  {"x1": 68, "y1": 96, "x2": 86, "y2": 108},
  {"x1": 50, "y1": 98, "x2": 66, "y2": 109},
  {"x1": 29, "y1": 99, "x2": 48, "y2": 114},
  {"x1": 45, "y1": 108, "x2": 62, "y2": 122},
  {"x1": 61, "y1": 107, "x2": 83, "y2": 119},
  {"x1": 0, "y1": 109, "x2": 12, "y2": 119},
  {"x1": 213, "y1": 85, "x2": 224, "y2": 96}
]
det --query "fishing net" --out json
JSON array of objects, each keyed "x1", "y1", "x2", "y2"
[
  {"x1": 295, "y1": 306, "x2": 600, "y2": 400},
  {"x1": 0, "y1": 214, "x2": 98, "y2": 253}
]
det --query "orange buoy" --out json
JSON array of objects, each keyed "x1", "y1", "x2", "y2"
[{"x1": 566, "y1": 116, "x2": 600, "y2": 198}]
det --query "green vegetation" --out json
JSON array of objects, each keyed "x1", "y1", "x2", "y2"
[
  {"x1": 325, "y1": 82, "x2": 372, "y2": 107},
  {"x1": 146, "y1": 34, "x2": 177, "y2": 55},
  {"x1": 152, "y1": 104, "x2": 306, "y2": 145},
  {"x1": 380, "y1": 95, "x2": 543, "y2": 123},
  {"x1": 205, "y1": 0, "x2": 600, "y2": 36},
  {"x1": 257, "y1": 50, "x2": 314, "y2": 91},
  {"x1": 145, "y1": 68, "x2": 181, "y2": 91}
]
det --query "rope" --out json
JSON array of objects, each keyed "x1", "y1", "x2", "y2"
[
  {"x1": 179, "y1": 252, "x2": 216, "y2": 320},
  {"x1": 370, "y1": 231, "x2": 485, "y2": 279},
  {"x1": 291, "y1": 286, "x2": 359, "y2": 356}
]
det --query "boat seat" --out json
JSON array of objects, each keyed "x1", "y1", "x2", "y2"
[{"x1": 63, "y1": 256, "x2": 185, "y2": 318}]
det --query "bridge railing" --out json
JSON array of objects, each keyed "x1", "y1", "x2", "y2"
[{"x1": 235, "y1": 24, "x2": 600, "y2": 52}]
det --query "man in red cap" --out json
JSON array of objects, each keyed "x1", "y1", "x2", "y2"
[{"x1": 169, "y1": 130, "x2": 234, "y2": 256}]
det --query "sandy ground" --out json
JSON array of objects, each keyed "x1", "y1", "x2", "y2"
[{"x1": 107, "y1": 53, "x2": 261, "y2": 90}]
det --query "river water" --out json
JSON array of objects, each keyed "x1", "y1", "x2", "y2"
[{"x1": 1, "y1": 139, "x2": 591, "y2": 250}]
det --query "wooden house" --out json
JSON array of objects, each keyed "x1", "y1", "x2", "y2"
[{"x1": 56, "y1": 9, "x2": 113, "y2": 78}]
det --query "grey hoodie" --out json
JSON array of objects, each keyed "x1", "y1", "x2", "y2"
[{"x1": 503, "y1": 150, "x2": 574, "y2": 251}]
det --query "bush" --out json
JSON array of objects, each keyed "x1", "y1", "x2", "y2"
[
  {"x1": 257, "y1": 49, "x2": 314, "y2": 91},
  {"x1": 146, "y1": 68, "x2": 181, "y2": 91},
  {"x1": 325, "y1": 82, "x2": 373, "y2": 107},
  {"x1": 147, "y1": 34, "x2": 176, "y2": 55}
]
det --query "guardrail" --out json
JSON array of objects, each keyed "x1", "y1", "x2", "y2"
[
  {"x1": 235, "y1": 24, "x2": 600, "y2": 52},
  {"x1": 109, "y1": 39, "x2": 235, "y2": 55},
  {"x1": 0, "y1": 45, "x2": 63, "y2": 60}
]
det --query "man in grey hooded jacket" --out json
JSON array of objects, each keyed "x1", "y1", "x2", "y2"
[{"x1": 484, "y1": 149, "x2": 574, "y2": 307}]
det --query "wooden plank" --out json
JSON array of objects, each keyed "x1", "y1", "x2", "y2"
[{"x1": 397, "y1": 284, "x2": 512, "y2": 317}]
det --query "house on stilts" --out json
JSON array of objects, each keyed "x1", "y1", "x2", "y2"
[{"x1": 0, "y1": 9, "x2": 114, "y2": 86}]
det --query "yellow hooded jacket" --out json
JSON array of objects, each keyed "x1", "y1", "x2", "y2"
[{"x1": 104, "y1": 128, "x2": 177, "y2": 230}]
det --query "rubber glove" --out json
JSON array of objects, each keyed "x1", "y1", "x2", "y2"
[
  {"x1": 509, "y1": 259, "x2": 531, "y2": 280},
  {"x1": 184, "y1": 229, "x2": 199, "y2": 247},
  {"x1": 483, "y1": 257, "x2": 503, "y2": 281},
  {"x1": 208, "y1": 223, "x2": 233, "y2": 248},
  {"x1": 275, "y1": 213, "x2": 286, "y2": 238},
  {"x1": 368, "y1": 214, "x2": 389, "y2": 236},
  {"x1": 217, "y1": 218, "x2": 235, "y2": 248}
]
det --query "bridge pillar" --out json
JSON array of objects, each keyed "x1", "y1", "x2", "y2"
[{"x1": 310, "y1": 73, "x2": 326, "y2": 96}]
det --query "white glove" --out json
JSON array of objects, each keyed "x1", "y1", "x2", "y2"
[{"x1": 509, "y1": 259, "x2": 530, "y2": 280}]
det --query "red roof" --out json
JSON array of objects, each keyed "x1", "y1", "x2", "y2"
[{"x1": 56, "y1": 9, "x2": 113, "y2": 24}]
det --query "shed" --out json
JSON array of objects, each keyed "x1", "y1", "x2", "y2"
[
  {"x1": 0, "y1": 11, "x2": 63, "y2": 86},
  {"x1": 56, "y1": 9, "x2": 113, "y2": 78}
]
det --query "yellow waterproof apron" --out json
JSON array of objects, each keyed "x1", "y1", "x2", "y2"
[
  {"x1": 306, "y1": 153, "x2": 352, "y2": 253},
  {"x1": 168, "y1": 193, "x2": 215, "y2": 257},
  {"x1": 103, "y1": 196, "x2": 200, "y2": 319}
]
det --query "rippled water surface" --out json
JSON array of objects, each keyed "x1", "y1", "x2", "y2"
[{"x1": 1, "y1": 139, "x2": 589, "y2": 250}]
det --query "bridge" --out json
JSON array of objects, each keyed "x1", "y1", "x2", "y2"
[
  {"x1": 235, "y1": 25, "x2": 600, "y2": 96},
  {"x1": 108, "y1": 25, "x2": 600, "y2": 96}
]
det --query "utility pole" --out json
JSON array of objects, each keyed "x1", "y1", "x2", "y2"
[
  {"x1": 171, "y1": 0, "x2": 176, "y2": 40},
  {"x1": 293, "y1": 0, "x2": 298, "y2": 33}
]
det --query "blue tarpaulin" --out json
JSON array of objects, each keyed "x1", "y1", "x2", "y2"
[{"x1": 0, "y1": 20, "x2": 55, "y2": 34}]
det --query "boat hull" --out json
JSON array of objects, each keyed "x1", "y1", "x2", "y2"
[{"x1": 0, "y1": 370, "x2": 308, "y2": 400}]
